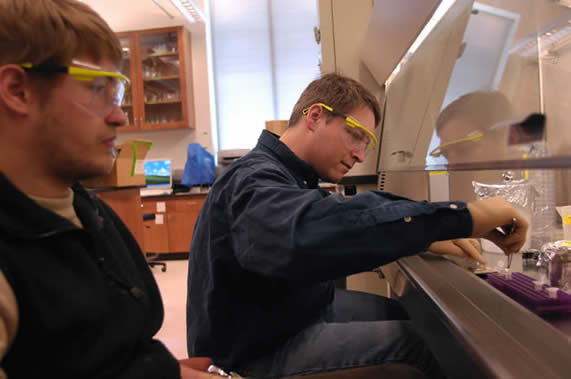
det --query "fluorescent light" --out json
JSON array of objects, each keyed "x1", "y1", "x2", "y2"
[
  {"x1": 515, "y1": 24, "x2": 571, "y2": 58},
  {"x1": 168, "y1": 0, "x2": 206, "y2": 23},
  {"x1": 408, "y1": 0, "x2": 456, "y2": 54},
  {"x1": 386, "y1": 0, "x2": 455, "y2": 86},
  {"x1": 555, "y1": 0, "x2": 571, "y2": 8}
]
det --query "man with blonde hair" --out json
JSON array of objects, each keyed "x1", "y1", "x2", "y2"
[
  {"x1": 0, "y1": 0, "x2": 217, "y2": 378},
  {"x1": 187, "y1": 73, "x2": 528, "y2": 378}
]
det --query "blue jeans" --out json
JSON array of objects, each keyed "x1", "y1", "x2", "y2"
[{"x1": 233, "y1": 289, "x2": 444, "y2": 378}]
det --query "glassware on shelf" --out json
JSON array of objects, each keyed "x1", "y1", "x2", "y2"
[{"x1": 122, "y1": 91, "x2": 131, "y2": 106}]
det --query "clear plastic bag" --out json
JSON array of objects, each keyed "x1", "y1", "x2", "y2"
[{"x1": 473, "y1": 174, "x2": 535, "y2": 254}]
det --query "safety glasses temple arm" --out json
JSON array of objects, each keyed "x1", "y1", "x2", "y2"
[
  {"x1": 429, "y1": 132, "x2": 484, "y2": 157},
  {"x1": 68, "y1": 66, "x2": 130, "y2": 84}
]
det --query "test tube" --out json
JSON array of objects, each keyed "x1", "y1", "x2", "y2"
[{"x1": 546, "y1": 287, "x2": 559, "y2": 299}]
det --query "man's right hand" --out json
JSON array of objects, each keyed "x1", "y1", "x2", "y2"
[
  {"x1": 180, "y1": 364, "x2": 223, "y2": 379},
  {"x1": 467, "y1": 197, "x2": 529, "y2": 255}
]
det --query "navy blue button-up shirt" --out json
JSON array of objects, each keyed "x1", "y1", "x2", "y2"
[{"x1": 187, "y1": 130, "x2": 473, "y2": 367}]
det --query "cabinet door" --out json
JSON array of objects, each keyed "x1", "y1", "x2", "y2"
[
  {"x1": 143, "y1": 214, "x2": 170, "y2": 253},
  {"x1": 117, "y1": 34, "x2": 141, "y2": 132},
  {"x1": 167, "y1": 196, "x2": 205, "y2": 252},
  {"x1": 138, "y1": 28, "x2": 190, "y2": 130},
  {"x1": 166, "y1": 212, "x2": 193, "y2": 253}
]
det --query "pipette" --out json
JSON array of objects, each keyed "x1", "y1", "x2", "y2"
[{"x1": 496, "y1": 217, "x2": 518, "y2": 279}]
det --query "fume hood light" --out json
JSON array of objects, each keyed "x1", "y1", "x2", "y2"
[
  {"x1": 515, "y1": 24, "x2": 571, "y2": 58},
  {"x1": 169, "y1": 0, "x2": 206, "y2": 23},
  {"x1": 555, "y1": 0, "x2": 571, "y2": 8}
]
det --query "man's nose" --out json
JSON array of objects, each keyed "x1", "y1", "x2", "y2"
[
  {"x1": 352, "y1": 146, "x2": 365, "y2": 163},
  {"x1": 105, "y1": 104, "x2": 128, "y2": 128}
]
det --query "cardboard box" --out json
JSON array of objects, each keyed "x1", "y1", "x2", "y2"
[
  {"x1": 83, "y1": 140, "x2": 152, "y2": 188},
  {"x1": 265, "y1": 120, "x2": 289, "y2": 136}
]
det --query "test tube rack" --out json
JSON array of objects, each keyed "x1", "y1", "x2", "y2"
[{"x1": 487, "y1": 272, "x2": 571, "y2": 316}]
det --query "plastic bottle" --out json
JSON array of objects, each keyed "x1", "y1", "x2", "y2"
[{"x1": 527, "y1": 142, "x2": 557, "y2": 249}]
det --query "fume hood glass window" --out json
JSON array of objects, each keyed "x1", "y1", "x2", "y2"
[
  {"x1": 211, "y1": 0, "x2": 320, "y2": 150},
  {"x1": 425, "y1": 2, "x2": 521, "y2": 167}
]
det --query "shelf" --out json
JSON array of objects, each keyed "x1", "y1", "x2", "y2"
[
  {"x1": 142, "y1": 121, "x2": 184, "y2": 130},
  {"x1": 145, "y1": 52, "x2": 179, "y2": 58},
  {"x1": 145, "y1": 100, "x2": 181, "y2": 105},
  {"x1": 121, "y1": 104, "x2": 133, "y2": 107},
  {"x1": 379, "y1": 155, "x2": 571, "y2": 172},
  {"x1": 143, "y1": 75, "x2": 180, "y2": 81}
]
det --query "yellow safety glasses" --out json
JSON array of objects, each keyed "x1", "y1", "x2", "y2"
[
  {"x1": 303, "y1": 103, "x2": 378, "y2": 151},
  {"x1": 20, "y1": 60, "x2": 130, "y2": 116}
]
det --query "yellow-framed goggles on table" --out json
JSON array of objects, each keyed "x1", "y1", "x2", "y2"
[
  {"x1": 303, "y1": 103, "x2": 378, "y2": 150},
  {"x1": 20, "y1": 60, "x2": 130, "y2": 113}
]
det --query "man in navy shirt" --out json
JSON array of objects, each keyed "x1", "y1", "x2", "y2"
[{"x1": 187, "y1": 73, "x2": 528, "y2": 378}]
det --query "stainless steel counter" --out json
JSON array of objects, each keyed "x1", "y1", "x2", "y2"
[{"x1": 390, "y1": 253, "x2": 571, "y2": 379}]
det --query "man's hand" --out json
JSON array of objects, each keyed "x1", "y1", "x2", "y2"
[
  {"x1": 429, "y1": 238, "x2": 485, "y2": 264},
  {"x1": 467, "y1": 197, "x2": 529, "y2": 255},
  {"x1": 180, "y1": 364, "x2": 222, "y2": 379},
  {"x1": 179, "y1": 358, "x2": 223, "y2": 379}
]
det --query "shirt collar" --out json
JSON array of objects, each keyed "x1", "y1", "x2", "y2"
[
  {"x1": 256, "y1": 130, "x2": 320, "y2": 188},
  {"x1": 0, "y1": 173, "x2": 93, "y2": 237}
]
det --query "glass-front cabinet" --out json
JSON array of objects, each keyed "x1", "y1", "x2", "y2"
[
  {"x1": 117, "y1": 26, "x2": 194, "y2": 132},
  {"x1": 118, "y1": 36, "x2": 136, "y2": 129}
]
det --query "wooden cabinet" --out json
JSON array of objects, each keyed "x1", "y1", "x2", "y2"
[
  {"x1": 117, "y1": 26, "x2": 195, "y2": 132},
  {"x1": 142, "y1": 194, "x2": 206, "y2": 254},
  {"x1": 95, "y1": 187, "x2": 146, "y2": 252}
]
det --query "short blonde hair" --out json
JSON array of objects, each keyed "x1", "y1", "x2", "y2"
[
  {"x1": 0, "y1": 0, "x2": 121, "y2": 67},
  {"x1": 289, "y1": 73, "x2": 381, "y2": 128}
]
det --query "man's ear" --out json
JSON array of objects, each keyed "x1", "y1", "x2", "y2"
[
  {"x1": 305, "y1": 104, "x2": 324, "y2": 132},
  {"x1": 0, "y1": 65, "x2": 35, "y2": 116}
]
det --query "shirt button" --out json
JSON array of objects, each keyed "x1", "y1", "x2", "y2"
[
  {"x1": 450, "y1": 204, "x2": 458, "y2": 209},
  {"x1": 404, "y1": 216, "x2": 412, "y2": 223},
  {"x1": 129, "y1": 287, "x2": 145, "y2": 299}
]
